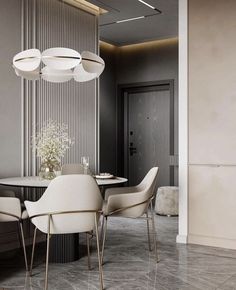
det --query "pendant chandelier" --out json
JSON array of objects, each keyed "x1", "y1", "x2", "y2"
[{"x1": 12, "y1": 47, "x2": 105, "y2": 83}]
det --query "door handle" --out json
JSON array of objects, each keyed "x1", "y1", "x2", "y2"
[{"x1": 129, "y1": 146, "x2": 137, "y2": 156}]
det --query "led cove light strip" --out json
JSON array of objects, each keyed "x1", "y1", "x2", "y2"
[
  {"x1": 116, "y1": 16, "x2": 145, "y2": 24},
  {"x1": 138, "y1": 0, "x2": 155, "y2": 10}
]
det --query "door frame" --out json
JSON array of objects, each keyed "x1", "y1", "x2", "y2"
[
  {"x1": 177, "y1": 0, "x2": 188, "y2": 244},
  {"x1": 117, "y1": 79, "x2": 175, "y2": 181}
]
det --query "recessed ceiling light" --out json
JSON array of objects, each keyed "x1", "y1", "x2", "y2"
[
  {"x1": 138, "y1": 0, "x2": 155, "y2": 10},
  {"x1": 116, "y1": 16, "x2": 145, "y2": 24}
]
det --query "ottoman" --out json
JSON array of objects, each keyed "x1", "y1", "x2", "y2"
[{"x1": 155, "y1": 186, "x2": 179, "y2": 216}]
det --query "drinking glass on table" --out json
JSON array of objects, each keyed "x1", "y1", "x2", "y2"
[{"x1": 81, "y1": 156, "x2": 89, "y2": 174}]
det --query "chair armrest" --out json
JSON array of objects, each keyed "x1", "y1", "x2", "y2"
[
  {"x1": 104, "y1": 186, "x2": 139, "y2": 200},
  {"x1": 0, "y1": 197, "x2": 22, "y2": 221},
  {"x1": 105, "y1": 191, "x2": 150, "y2": 217}
]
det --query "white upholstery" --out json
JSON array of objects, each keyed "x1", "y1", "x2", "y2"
[
  {"x1": 25, "y1": 175, "x2": 103, "y2": 234},
  {"x1": 61, "y1": 163, "x2": 92, "y2": 175},
  {"x1": 155, "y1": 186, "x2": 179, "y2": 216},
  {"x1": 0, "y1": 197, "x2": 23, "y2": 222},
  {"x1": 0, "y1": 196, "x2": 28, "y2": 272},
  {"x1": 103, "y1": 167, "x2": 158, "y2": 218},
  {"x1": 21, "y1": 210, "x2": 29, "y2": 219},
  {"x1": 0, "y1": 190, "x2": 26, "y2": 210}
]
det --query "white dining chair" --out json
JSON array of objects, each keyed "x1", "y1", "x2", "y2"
[
  {"x1": 0, "y1": 196, "x2": 28, "y2": 271},
  {"x1": 24, "y1": 174, "x2": 104, "y2": 290},
  {"x1": 101, "y1": 167, "x2": 159, "y2": 263},
  {"x1": 0, "y1": 189, "x2": 26, "y2": 209},
  {"x1": 61, "y1": 163, "x2": 94, "y2": 267},
  {"x1": 61, "y1": 163, "x2": 92, "y2": 175}
]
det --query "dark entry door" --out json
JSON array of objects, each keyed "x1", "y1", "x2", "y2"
[{"x1": 124, "y1": 84, "x2": 173, "y2": 187}]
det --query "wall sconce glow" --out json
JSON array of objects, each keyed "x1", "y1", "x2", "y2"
[{"x1": 12, "y1": 47, "x2": 105, "y2": 83}]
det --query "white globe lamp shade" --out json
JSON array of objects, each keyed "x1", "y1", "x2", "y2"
[
  {"x1": 81, "y1": 51, "x2": 105, "y2": 76},
  {"x1": 13, "y1": 49, "x2": 41, "y2": 72},
  {"x1": 42, "y1": 47, "x2": 81, "y2": 70},
  {"x1": 41, "y1": 66, "x2": 73, "y2": 83},
  {"x1": 73, "y1": 64, "x2": 97, "y2": 82},
  {"x1": 15, "y1": 68, "x2": 40, "y2": 81}
]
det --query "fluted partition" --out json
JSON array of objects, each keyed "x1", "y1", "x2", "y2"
[{"x1": 22, "y1": 0, "x2": 99, "y2": 176}]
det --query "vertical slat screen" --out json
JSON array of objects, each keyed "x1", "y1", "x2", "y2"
[{"x1": 23, "y1": 0, "x2": 98, "y2": 175}]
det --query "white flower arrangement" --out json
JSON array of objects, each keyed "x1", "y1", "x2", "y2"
[{"x1": 32, "y1": 120, "x2": 74, "y2": 162}]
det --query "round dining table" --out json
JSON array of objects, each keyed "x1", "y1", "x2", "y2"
[
  {"x1": 0, "y1": 175, "x2": 127, "y2": 263},
  {"x1": 0, "y1": 176, "x2": 128, "y2": 188}
]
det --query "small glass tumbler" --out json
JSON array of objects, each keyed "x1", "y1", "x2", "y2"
[{"x1": 81, "y1": 156, "x2": 89, "y2": 174}]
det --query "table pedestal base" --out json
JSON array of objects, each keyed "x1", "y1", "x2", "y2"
[{"x1": 49, "y1": 234, "x2": 79, "y2": 263}]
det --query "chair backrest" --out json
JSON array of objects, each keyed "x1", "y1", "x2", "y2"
[
  {"x1": 25, "y1": 175, "x2": 102, "y2": 234},
  {"x1": 61, "y1": 163, "x2": 92, "y2": 175},
  {"x1": 107, "y1": 167, "x2": 159, "y2": 218},
  {"x1": 137, "y1": 167, "x2": 159, "y2": 196},
  {"x1": 0, "y1": 197, "x2": 21, "y2": 222}
]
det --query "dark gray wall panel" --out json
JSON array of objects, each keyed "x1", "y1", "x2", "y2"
[
  {"x1": 99, "y1": 44, "x2": 117, "y2": 174},
  {"x1": 100, "y1": 39, "x2": 178, "y2": 183}
]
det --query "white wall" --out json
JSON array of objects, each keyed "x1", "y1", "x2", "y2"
[{"x1": 188, "y1": 0, "x2": 236, "y2": 249}]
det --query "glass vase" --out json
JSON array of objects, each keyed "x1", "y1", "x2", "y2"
[{"x1": 39, "y1": 159, "x2": 61, "y2": 180}]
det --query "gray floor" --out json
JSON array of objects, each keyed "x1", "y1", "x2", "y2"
[{"x1": 1, "y1": 215, "x2": 236, "y2": 290}]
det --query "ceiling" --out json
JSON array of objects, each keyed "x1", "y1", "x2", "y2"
[{"x1": 88, "y1": 0, "x2": 178, "y2": 46}]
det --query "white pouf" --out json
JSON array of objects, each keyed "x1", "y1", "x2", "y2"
[{"x1": 155, "y1": 186, "x2": 179, "y2": 216}]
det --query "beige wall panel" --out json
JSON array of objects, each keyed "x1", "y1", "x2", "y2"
[
  {"x1": 189, "y1": 0, "x2": 236, "y2": 165},
  {"x1": 189, "y1": 165, "x2": 236, "y2": 249}
]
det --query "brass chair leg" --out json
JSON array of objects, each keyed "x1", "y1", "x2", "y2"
[
  {"x1": 45, "y1": 215, "x2": 51, "y2": 290},
  {"x1": 101, "y1": 216, "x2": 107, "y2": 264},
  {"x1": 19, "y1": 221, "x2": 28, "y2": 271},
  {"x1": 150, "y1": 202, "x2": 159, "y2": 263},
  {"x1": 100, "y1": 215, "x2": 105, "y2": 245},
  {"x1": 146, "y1": 211, "x2": 152, "y2": 251},
  {"x1": 17, "y1": 222, "x2": 23, "y2": 248},
  {"x1": 30, "y1": 227, "x2": 37, "y2": 276},
  {"x1": 95, "y1": 213, "x2": 104, "y2": 290},
  {"x1": 86, "y1": 232, "x2": 91, "y2": 270}
]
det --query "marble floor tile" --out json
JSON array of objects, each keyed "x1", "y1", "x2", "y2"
[
  {"x1": 1, "y1": 215, "x2": 236, "y2": 289},
  {"x1": 218, "y1": 274, "x2": 236, "y2": 290}
]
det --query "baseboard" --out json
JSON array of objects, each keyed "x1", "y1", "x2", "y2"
[
  {"x1": 176, "y1": 234, "x2": 187, "y2": 244},
  {"x1": 188, "y1": 234, "x2": 236, "y2": 250}
]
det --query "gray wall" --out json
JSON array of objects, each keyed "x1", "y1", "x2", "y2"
[
  {"x1": 100, "y1": 38, "x2": 178, "y2": 181},
  {"x1": 0, "y1": 0, "x2": 98, "y2": 251},
  {"x1": 0, "y1": 0, "x2": 22, "y2": 178},
  {"x1": 23, "y1": 0, "x2": 98, "y2": 175},
  {"x1": 100, "y1": 43, "x2": 118, "y2": 174},
  {"x1": 0, "y1": 0, "x2": 22, "y2": 253}
]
